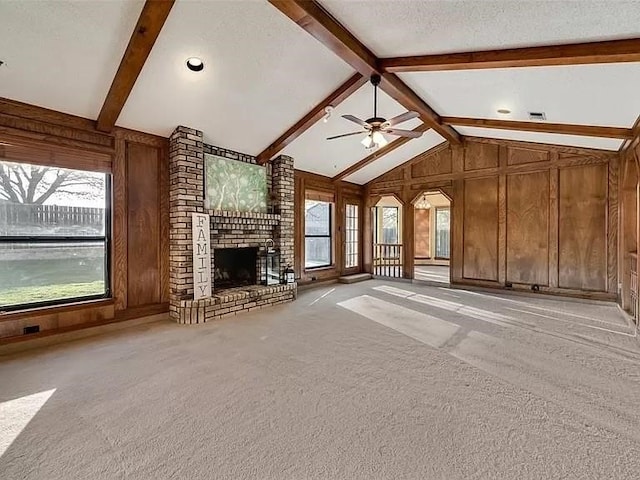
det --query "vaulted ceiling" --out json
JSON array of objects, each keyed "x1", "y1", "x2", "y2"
[{"x1": 2, "y1": 0, "x2": 639, "y2": 185}]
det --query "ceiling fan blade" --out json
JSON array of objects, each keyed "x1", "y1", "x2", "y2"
[
  {"x1": 342, "y1": 114, "x2": 371, "y2": 128},
  {"x1": 326, "y1": 131, "x2": 366, "y2": 141},
  {"x1": 382, "y1": 111, "x2": 419, "y2": 128},
  {"x1": 383, "y1": 128, "x2": 424, "y2": 139}
]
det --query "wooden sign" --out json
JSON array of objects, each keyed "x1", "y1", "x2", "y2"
[{"x1": 192, "y1": 213, "x2": 212, "y2": 300}]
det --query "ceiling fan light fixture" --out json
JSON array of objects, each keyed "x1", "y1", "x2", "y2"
[
  {"x1": 361, "y1": 134, "x2": 374, "y2": 148},
  {"x1": 372, "y1": 131, "x2": 388, "y2": 148}
]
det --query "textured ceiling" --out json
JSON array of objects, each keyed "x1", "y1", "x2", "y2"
[
  {"x1": 343, "y1": 130, "x2": 446, "y2": 185},
  {"x1": 320, "y1": 0, "x2": 640, "y2": 57},
  {"x1": 282, "y1": 83, "x2": 421, "y2": 178},
  {"x1": 456, "y1": 126, "x2": 623, "y2": 151},
  {"x1": 399, "y1": 63, "x2": 640, "y2": 128},
  {"x1": 2, "y1": 1, "x2": 639, "y2": 183},
  {"x1": 117, "y1": 0, "x2": 353, "y2": 156},
  {"x1": 0, "y1": 0, "x2": 144, "y2": 118}
]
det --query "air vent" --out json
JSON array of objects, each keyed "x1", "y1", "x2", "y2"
[
  {"x1": 23, "y1": 325, "x2": 40, "y2": 335},
  {"x1": 528, "y1": 111, "x2": 546, "y2": 121}
]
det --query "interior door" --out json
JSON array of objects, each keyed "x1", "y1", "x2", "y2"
[{"x1": 343, "y1": 201, "x2": 360, "y2": 274}]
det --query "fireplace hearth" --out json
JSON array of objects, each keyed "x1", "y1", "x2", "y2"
[{"x1": 214, "y1": 247, "x2": 257, "y2": 290}]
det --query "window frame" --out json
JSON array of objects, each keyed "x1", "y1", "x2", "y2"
[
  {"x1": 304, "y1": 198, "x2": 334, "y2": 270},
  {"x1": 0, "y1": 170, "x2": 112, "y2": 312},
  {"x1": 434, "y1": 206, "x2": 450, "y2": 260},
  {"x1": 344, "y1": 203, "x2": 359, "y2": 270}
]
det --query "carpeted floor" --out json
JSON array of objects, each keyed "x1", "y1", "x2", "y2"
[{"x1": 1, "y1": 280, "x2": 639, "y2": 479}]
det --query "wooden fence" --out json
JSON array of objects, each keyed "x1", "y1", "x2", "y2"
[{"x1": 0, "y1": 203, "x2": 104, "y2": 229}]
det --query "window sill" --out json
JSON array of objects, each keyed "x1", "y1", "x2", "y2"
[
  {"x1": 304, "y1": 265, "x2": 335, "y2": 272},
  {"x1": 0, "y1": 298, "x2": 114, "y2": 321}
]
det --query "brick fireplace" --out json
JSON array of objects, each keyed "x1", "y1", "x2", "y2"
[{"x1": 169, "y1": 126, "x2": 296, "y2": 324}]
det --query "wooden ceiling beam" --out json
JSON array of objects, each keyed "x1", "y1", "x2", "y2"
[
  {"x1": 268, "y1": 0, "x2": 377, "y2": 75},
  {"x1": 442, "y1": 117, "x2": 634, "y2": 139},
  {"x1": 96, "y1": 0, "x2": 175, "y2": 132},
  {"x1": 381, "y1": 38, "x2": 640, "y2": 73},
  {"x1": 256, "y1": 73, "x2": 367, "y2": 164},
  {"x1": 267, "y1": 0, "x2": 461, "y2": 145},
  {"x1": 332, "y1": 123, "x2": 430, "y2": 181}
]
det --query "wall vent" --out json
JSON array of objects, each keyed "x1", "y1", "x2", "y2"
[
  {"x1": 23, "y1": 325, "x2": 40, "y2": 335},
  {"x1": 528, "y1": 111, "x2": 546, "y2": 121}
]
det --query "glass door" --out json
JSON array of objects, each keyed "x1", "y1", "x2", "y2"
[{"x1": 344, "y1": 203, "x2": 359, "y2": 272}]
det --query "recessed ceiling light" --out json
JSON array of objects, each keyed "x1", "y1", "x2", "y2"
[
  {"x1": 497, "y1": 109, "x2": 511, "y2": 115},
  {"x1": 186, "y1": 57, "x2": 204, "y2": 72}
]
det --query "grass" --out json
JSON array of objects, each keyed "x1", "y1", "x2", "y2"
[{"x1": 0, "y1": 281, "x2": 105, "y2": 307}]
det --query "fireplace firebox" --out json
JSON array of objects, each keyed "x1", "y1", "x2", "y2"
[{"x1": 214, "y1": 247, "x2": 257, "y2": 289}]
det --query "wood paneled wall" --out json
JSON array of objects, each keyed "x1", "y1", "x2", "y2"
[
  {"x1": 0, "y1": 98, "x2": 169, "y2": 340},
  {"x1": 294, "y1": 170, "x2": 365, "y2": 284},
  {"x1": 368, "y1": 137, "x2": 619, "y2": 299}
]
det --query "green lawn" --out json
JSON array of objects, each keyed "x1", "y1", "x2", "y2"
[{"x1": 0, "y1": 281, "x2": 105, "y2": 307}]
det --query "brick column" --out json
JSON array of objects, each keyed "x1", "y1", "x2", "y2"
[
  {"x1": 272, "y1": 155, "x2": 295, "y2": 278},
  {"x1": 169, "y1": 126, "x2": 205, "y2": 322}
]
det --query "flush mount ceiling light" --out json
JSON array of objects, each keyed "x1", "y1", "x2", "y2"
[
  {"x1": 497, "y1": 108, "x2": 511, "y2": 115},
  {"x1": 186, "y1": 57, "x2": 204, "y2": 72}
]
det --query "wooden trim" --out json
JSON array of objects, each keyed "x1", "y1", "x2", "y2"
[
  {"x1": 333, "y1": 124, "x2": 430, "y2": 181},
  {"x1": 267, "y1": 0, "x2": 461, "y2": 145},
  {"x1": 365, "y1": 140, "x2": 450, "y2": 186},
  {"x1": 268, "y1": 0, "x2": 377, "y2": 75},
  {"x1": 0, "y1": 135, "x2": 112, "y2": 172},
  {"x1": 497, "y1": 147, "x2": 507, "y2": 285},
  {"x1": 113, "y1": 134, "x2": 128, "y2": 311},
  {"x1": 114, "y1": 302, "x2": 169, "y2": 321},
  {"x1": 462, "y1": 136, "x2": 619, "y2": 158},
  {"x1": 0, "y1": 97, "x2": 102, "y2": 132},
  {"x1": 608, "y1": 156, "x2": 619, "y2": 294},
  {"x1": 443, "y1": 117, "x2": 633, "y2": 140},
  {"x1": 451, "y1": 280, "x2": 617, "y2": 302},
  {"x1": 0, "y1": 298, "x2": 114, "y2": 322},
  {"x1": 0, "y1": 112, "x2": 115, "y2": 149},
  {"x1": 96, "y1": 0, "x2": 175, "y2": 132},
  {"x1": 257, "y1": 73, "x2": 367, "y2": 164},
  {"x1": 305, "y1": 189, "x2": 335, "y2": 202},
  {"x1": 548, "y1": 164, "x2": 559, "y2": 288},
  {"x1": 380, "y1": 38, "x2": 640, "y2": 72},
  {"x1": 621, "y1": 114, "x2": 640, "y2": 152},
  {"x1": 380, "y1": 74, "x2": 461, "y2": 143}
]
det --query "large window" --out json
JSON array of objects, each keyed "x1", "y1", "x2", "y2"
[
  {"x1": 435, "y1": 207, "x2": 450, "y2": 259},
  {"x1": 305, "y1": 199, "x2": 332, "y2": 269},
  {"x1": 345, "y1": 204, "x2": 359, "y2": 269},
  {"x1": 0, "y1": 160, "x2": 110, "y2": 310}
]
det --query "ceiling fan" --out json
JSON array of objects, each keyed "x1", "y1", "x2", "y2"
[{"x1": 327, "y1": 74, "x2": 422, "y2": 149}]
